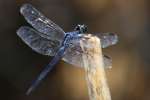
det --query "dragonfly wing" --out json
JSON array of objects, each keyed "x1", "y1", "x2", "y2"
[
  {"x1": 103, "y1": 54, "x2": 112, "y2": 69},
  {"x1": 62, "y1": 39, "x2": 112, "y2": 69},
  {"x1": 17, "y1": 26, "x2": 60, "y2": 56},
  {"x1": 62, "y1": 42, "x2": 83, "y2": 67},
  {"x1": 94, "y1": 32, "x2": 118, "y2": 48},
  {"x1": 20, "y1": 4, "x2": 65, "y2": 42}
]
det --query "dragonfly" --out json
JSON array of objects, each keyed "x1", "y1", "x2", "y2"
[{"x1": 16, "y1": 4, "x2": 118, "y2": 95}]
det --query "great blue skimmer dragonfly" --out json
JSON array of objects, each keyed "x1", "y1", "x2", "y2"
[{"x1": 16, "y1": 4, "x2": 118, "y2": 95}]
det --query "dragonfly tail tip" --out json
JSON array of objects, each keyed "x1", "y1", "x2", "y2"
[{"x1": 26, "y1": 87, "x2": 33, "y2": 96}]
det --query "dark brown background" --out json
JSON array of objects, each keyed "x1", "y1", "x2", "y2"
[{"x1": 0, "y1": 0, "x2": 150, "y2": 100}]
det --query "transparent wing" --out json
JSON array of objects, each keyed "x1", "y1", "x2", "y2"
[
  {"x1": 62, "y1": 37, "x2": 112, "y2": 69},
  {"x1": 20, "y1": 4, "x2": 65, "y2": 42},
  {"x1": 63, "y1": 48, "x2": 112, "y2": 69},
  {"x1": 94, "y1": 32, "x2": 118, "y2": 48},
  {"x1": 103, "y1": 55, "x2": 112, "y2": 69},
  {"x1": 62, "y1": 40, "x2": 83, "y2": 67},
  {"x1": 17, "y1": 26, "x2": 60, "y2": 56}
]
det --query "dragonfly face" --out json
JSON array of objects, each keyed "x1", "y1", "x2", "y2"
[
  {"x1": 74, "y1": 24, "x2": 88, "y2": 33},
  {"x1": 16, "y1": 3, "x2": 118, "y2": 95}
]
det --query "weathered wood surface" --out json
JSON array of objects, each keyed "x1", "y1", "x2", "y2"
[{"x1": 80, "y1": 35, "x2": 111, "y2": 100}]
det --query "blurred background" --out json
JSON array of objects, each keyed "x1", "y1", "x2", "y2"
[{"x1": 0, "y1": 0, "x2": 150, "y2": 100}]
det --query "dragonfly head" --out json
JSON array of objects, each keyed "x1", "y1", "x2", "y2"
[{"x1": 74, "y1": 24, "x2": 87, "y2": 34}]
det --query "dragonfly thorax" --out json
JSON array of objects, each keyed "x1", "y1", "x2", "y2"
[{"x1": 62, "y1": 33, "x2": 77, "y2": 47}]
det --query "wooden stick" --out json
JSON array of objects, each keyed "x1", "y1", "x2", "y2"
[{"x1": 80, "y1": 35, "x2": 111, "y2": 100}]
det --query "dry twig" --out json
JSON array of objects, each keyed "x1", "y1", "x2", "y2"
[{"x1": 80, "y1": 36, "x2": 111, "y2": 100}]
